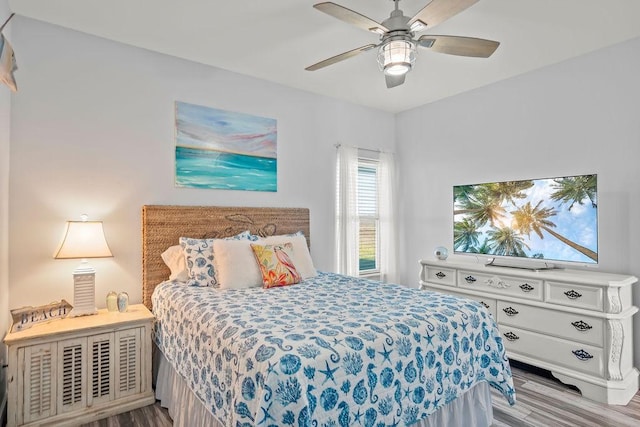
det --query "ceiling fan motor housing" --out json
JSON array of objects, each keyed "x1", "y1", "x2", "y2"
[{"x1": 382, "y1": 7, "x2": 411, "y2": 31}]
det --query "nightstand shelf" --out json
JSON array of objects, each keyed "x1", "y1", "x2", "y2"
[{"x1": 4, "y1": 304, "x2": 155, "y2": 427}]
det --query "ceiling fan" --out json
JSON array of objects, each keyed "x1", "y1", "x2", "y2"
[{"x1": 306, "y1": 0, "x2": 500, "y2": 88}]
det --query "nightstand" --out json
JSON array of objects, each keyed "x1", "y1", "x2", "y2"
[{"x1": 4, "y1": 304, "x2": 155, "y2": 427}]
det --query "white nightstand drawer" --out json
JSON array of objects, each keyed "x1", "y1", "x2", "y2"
[
  {"x1": 546, "y1": 281, "x2": 604, "y2": 312},
  {"x1": 501, "y1": 326, "x2": 604, "y2": 378},
  {"x1": 425, "y1": 266, "x2": 456, "y2": 286},
  {"x1": 457, "y1": 270, "x2": 543, "y2": 301},
  {"x1": 496, "y1": 301, "x2": 604, "y2": 347}
]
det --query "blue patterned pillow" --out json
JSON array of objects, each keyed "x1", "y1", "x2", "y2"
[{"x1": 180, "y1": 230, "x2": 254, "y2": 287}]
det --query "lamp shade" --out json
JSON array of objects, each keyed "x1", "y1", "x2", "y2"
[{"x1": 54, "y1": 221, "x2": 113, "y2": 259}]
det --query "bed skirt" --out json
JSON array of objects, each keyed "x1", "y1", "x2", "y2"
[{"x1": 154, "y1": 348, "x2": 494, "y2": 427}]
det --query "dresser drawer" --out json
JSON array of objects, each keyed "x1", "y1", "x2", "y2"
[
  {"x1": 457, "y1": 270, "x2": 543, "y2": 301},
  {"x1": 501, "y1": 326, "x2": 603, "y2": 378},
  {"x1": 546, "y1": 281, "x2": 604, "y2": 312},
  {"x1": 468, "y1": 295, "x2": 497, "y2": 320},
  {"x1": 425, "y1": 266, "x2": 456, "y2": 286},
  {"x1": 426, "y1": 288, "x2": 496, "y2": 319},
  {"x1": 496, "y1": 301, "x2": 604, "y2": 347}
]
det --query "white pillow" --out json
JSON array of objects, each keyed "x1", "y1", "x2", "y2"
[
  {"x1": 179, "y1": 230, "x2": 256, "y2": 287},
  {"x1": 213, "y1": 239, "x2": 263, "y2": 289},
  {"x1": 261, "y1": 234, "x2": 317, "y2": 279},
  {"x1": 160, "y1": 245, "x2": 189, "y2": 282}
]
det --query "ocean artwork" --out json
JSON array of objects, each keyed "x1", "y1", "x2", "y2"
[{"x1": 175, "y1": 101, "x2": 277, "y2": 191}]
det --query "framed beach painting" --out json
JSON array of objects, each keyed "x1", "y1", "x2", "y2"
[{"x1": 175, "y1": 101, "x2": 277, "y2": 191}]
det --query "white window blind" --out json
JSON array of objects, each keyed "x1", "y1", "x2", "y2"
[{"x1": 357, "y1": 160, "x2": 379, "y2": 274}]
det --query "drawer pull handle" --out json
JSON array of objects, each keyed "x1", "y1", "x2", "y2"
[
  {"x1": 504, "y1": 332, "x2": 519, "y2": 341},
  {"x1": 502, "y1": 307, "x2": 519, "y2": 316},
  {"x1": 435, "y1": 272, "x2": 446, "y2": 279},
  {"x1": 572, "y1": 349, "x2": 594, "y2": 361},
  {"x1": 564, "y1": 290, "x2": 582, "y2": 300},
  {"x1": 519, "y1": 283, "x2": 534, "y2": 293},
  {"x1": 464, "y1": 275, "x2": 476, "y2": 283},
  {"x1": 571, "y1": 320, "x2": 593, "y2": 331},
  {"x1": 480, "y1": 301, "x2": 490, "y2": 309}
]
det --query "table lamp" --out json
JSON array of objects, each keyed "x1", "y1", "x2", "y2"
[{"x1": 54, "y1": 214, "x2": 113, "y2": 317}]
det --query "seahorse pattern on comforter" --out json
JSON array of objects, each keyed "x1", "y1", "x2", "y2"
[{"x1": 152, "y1": 272, "x2": 516, "y2": 426}]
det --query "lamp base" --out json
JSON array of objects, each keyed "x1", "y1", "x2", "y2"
[{"x1": 69, "y1": 263, "x2": 98, "y2": 317}]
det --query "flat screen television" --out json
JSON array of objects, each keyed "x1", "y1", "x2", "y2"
[{"x1": 453, "y1": 174, "x2": 598, "y2": 268}]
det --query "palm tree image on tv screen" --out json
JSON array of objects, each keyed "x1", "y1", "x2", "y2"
[{"x1": 453, "y1": 174, "x2": 598, "y2": 264}]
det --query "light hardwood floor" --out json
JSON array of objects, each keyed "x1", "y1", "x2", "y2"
[
  {"x1": 84, "y1": 362, "x2": 640, "y2": 427},
  {"x1": 492, "y1": 361, "x2": 640, "y2": 427}
]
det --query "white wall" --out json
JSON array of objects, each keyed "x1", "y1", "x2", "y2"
[
  {"x1": 8, "y1": 17, "x2": 395, "y2": 309},
  {"x1": 396, "y1": 36, "x2": 640, "y2": 365},
  {"x1": 0, "y1": 0, "x2": 12, "y2": 412}
]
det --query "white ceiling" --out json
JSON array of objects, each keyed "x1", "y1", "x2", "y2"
[{"x1": 8, "y1": 0, "x2": 640, "y2": 113}]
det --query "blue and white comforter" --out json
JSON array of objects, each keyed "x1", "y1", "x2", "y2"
[{"x1": 152, "y1": 272, "x2": 515, "y2": 426}]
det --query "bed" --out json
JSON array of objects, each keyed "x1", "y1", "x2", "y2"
[{"x1": 142, "y1": 205, "x2": 516, "y2": 426}]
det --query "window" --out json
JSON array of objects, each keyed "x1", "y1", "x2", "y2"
[
  {"x1": 357, "y1": 159, "x2": 379, "y2": 275},
  {"x1": 335, "y1": 145, "x2": 396, "y2": 282}
]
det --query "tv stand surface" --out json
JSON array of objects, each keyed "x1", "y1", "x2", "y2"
[
  {"x1": 419, "y1": 259, "x2": 639, "y2": 405},
  {"x1": 484, "y1": 258, "x2": 560, "y2": 272}
]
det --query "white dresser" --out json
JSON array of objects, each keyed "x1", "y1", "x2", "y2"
[{"x1": 419, "y1": 259, "x2": 639, "y2": 405}]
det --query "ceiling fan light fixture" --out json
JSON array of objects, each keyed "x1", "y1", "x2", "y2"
[
  {"x1": 385, "y1": 62, "x2": 410, "y2": 76},
  {"x1": 378, "y1": 39, "x2": 416, "y2": 76}
]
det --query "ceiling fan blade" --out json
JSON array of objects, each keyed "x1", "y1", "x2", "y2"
[
  {"x1": 314, "y1": 2, "x2": 388, "y2": 33},
  {"x1": 385, "y1": 73, "x2": 406, "y2": 89},
  {"x1": 409, "y1": 0, "x2": 478, "y2": 30},
  {"x1": 306, "y1": 44, "x2": 378, "y2": 71},
  {"x1": 418, "y1": 35, "x2": 499, "y2": 58}
]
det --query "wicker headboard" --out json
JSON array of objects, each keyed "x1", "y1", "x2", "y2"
[{"x1": 142, "y1": 205, "x2": 310, "y2": 310}]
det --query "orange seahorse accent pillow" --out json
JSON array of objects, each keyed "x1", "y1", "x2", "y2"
[{"x1": 250, "y1": 242, "x2": 302, "y2": 288}]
